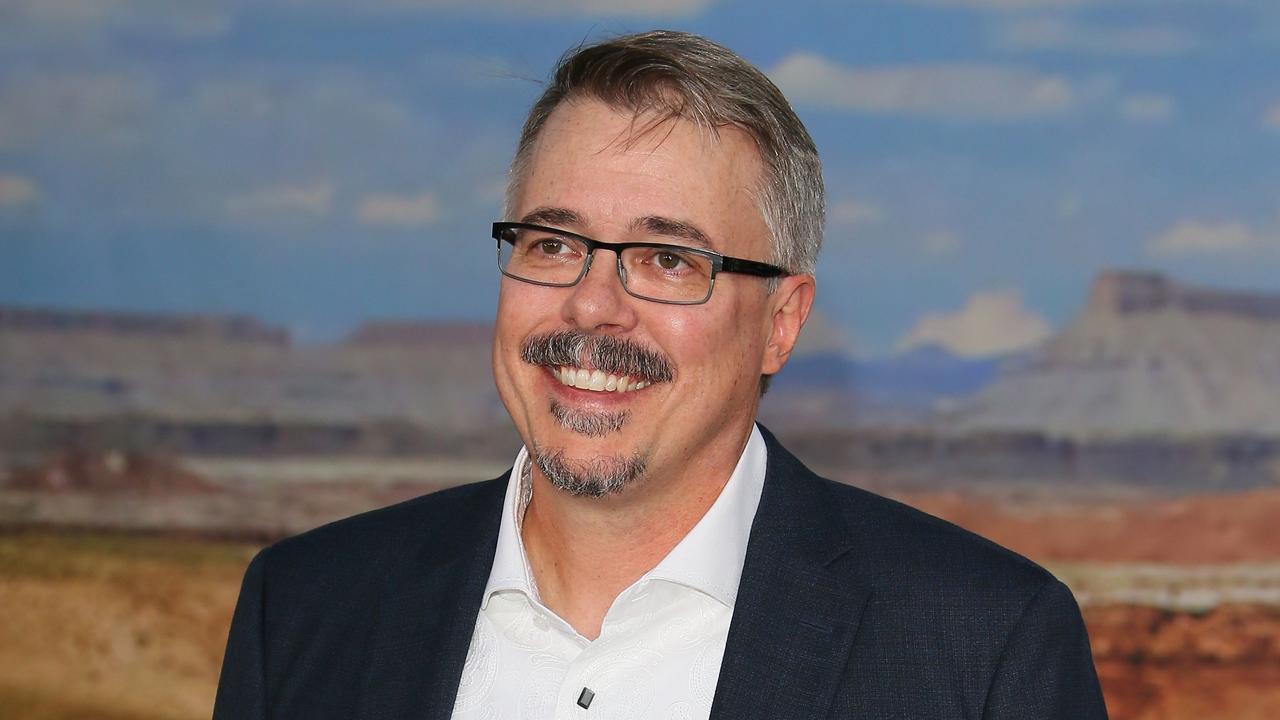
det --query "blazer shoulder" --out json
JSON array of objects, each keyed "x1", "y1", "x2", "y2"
[
  {"x1": 258, "y1": 474, "x2": 508, "y2": 590},
  {"x1": 762, "y1": 429, "x2": 1053, "y2": 602},
  {"x1": 823, "y1": 475, "x2": 1051, "y2": 589},
  {"x1": 816, "y1": 478, "x2": 1103, "y2": 717}
]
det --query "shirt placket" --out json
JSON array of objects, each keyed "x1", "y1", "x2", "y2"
[{"x1": 549, "y1": 580, "x2": 656, "y2": 720}]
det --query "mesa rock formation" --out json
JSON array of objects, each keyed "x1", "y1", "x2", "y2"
[
  {"x1": 944, "y1": 271, "x2": 1280, "y2": 438},
  {"x1": 0, "y1": 307, "x2": 505, "y2": 444}
]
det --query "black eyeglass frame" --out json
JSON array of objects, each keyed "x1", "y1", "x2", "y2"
[{"x1": 491, "y1": 221, "x2": 788, "y2": 306}]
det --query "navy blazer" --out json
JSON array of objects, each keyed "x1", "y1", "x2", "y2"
[{"x1": 213, "y1": 427, "x2": 1108, "y2": 719}]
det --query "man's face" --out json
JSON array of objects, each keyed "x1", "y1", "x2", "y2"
[{"x1": 494, "y1": 98, "x2": 804, "y2": 497}]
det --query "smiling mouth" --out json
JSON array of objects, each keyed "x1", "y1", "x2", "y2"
[{"x1": 551, "y1": 365, "x2": 652, "y2": 393}]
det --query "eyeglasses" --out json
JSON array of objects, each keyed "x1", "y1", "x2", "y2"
[{"x1": 491, "y1": 222, "x2": 787, "y2": 305}]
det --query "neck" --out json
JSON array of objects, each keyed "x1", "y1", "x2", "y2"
[{"x1": 520, "y1": 425, "x2": 754, "y2": 639}]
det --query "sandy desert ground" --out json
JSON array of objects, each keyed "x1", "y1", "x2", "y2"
[
  {"x1": 2, "y1": 517, "x2": 1279, "y2": 719},
  {"x1": 0, "y1": 531, "x2": 252, "y2": 720},
  {"x1": 2, "y1": 454, "x2": 1280, "y2": 719}
]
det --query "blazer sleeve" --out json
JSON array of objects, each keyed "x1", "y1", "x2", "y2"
[
  {"x1": 212, "y1": 549, "x2": 268, "y2": 720},
  {"x1": 982, "y1": 578, "x2": 1109, "y2": 719}
]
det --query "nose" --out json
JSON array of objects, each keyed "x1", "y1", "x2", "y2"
[{"x1": 561, "y1": 248, "x2": 639, "y2": 333}]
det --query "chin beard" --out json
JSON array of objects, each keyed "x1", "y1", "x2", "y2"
[
  {"x1": 550, "y1": 400, "x2": 629, "y2": 438},
  {"x1": 532, "y1": 445, "x2": 647, "y2": 498}
]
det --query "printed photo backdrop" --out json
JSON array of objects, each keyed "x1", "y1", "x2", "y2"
[{"x1": 2, "y1": 2, "x2": 1279, "y2": 718}]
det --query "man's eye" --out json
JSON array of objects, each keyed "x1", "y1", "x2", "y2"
[
  {"x1": 654, "y1": 252, "x2": 686, "y2": 270},
  {"x1": 535, "y1": 239, "x2": 567, "y2": 255}
]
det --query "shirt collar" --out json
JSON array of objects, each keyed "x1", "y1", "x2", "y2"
[
  {"x1": 480, "y1": 424, "x2": 768, "y2": 611},
  {"x1": 642, "y1": 425, "x2": 766, "y2": 608},
  {"x1": 481, "y1": 445, "x2": 538, "y2": 607}
]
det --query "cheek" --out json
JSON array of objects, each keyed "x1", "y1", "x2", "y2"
[
  {"x1": 493, "y1": 293, "x2": 519, "y2": 361},
  {"x1": 495, "y1": 280, "x2": 550, "y2": 337},
  {"x1": 493, "y1": 283, "x2": 543, "y2": 378},
  {"x1": 656, "y1": 302, "x2": 763, "y2": 375},
  {"x1": 654, "y1": 312, "x2": 708, "y2": 360}
]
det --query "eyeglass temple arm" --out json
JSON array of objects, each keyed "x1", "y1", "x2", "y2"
[{"x1": 720, "y1": 257, "x2": 787, "y2": 277}]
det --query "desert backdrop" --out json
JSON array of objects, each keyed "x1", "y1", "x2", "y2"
[
  {"x1": 6, "y1": 2, "x2": 1280, "y2": 717},
  {"x1": 3, "y1": 270, "x2": 1280, "y2": 719}
]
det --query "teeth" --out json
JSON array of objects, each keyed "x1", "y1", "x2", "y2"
[{"x1": 553, "y1": 367, "x2": 652, "y2": 394}]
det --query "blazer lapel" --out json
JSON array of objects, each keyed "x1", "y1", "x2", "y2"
[
  {"x1": 710, "y1": 428, "x2": 873, "y2": 720},
  {"x1": 356, "y1": 476, "x2": 507, "y2": 720}
]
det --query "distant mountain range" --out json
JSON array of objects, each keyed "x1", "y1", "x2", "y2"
[
  {"x1": 0, "y1": 303, "x2": 997, "y2": 431},
  {"x1": 762, "y1": 346, "x2": 1002, "y2": 428},
  {"x1": 3, "y1": 268, "x2": 1278, "y2": 439},
  {"x1": 0, "y1": 308, "x2": 503, "y2": 429},
  {"x1": 787, "y1": 344, "x2": 1002, "y2": 402}
]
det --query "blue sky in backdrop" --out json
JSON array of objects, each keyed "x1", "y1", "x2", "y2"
[{"x1": 2, "y1": 0, "x2": 1279, "y2": 357}]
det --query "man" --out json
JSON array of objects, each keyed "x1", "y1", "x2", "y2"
[{"x1": 214, "y1": 30, "x2": 1107, "y2": 719}]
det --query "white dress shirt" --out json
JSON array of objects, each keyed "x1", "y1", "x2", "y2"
[{"x1": 450, "y1": 425, "x2": 767, "y2": 720}]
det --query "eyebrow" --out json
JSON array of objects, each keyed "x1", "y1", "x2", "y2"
[
  {"x1": 631, "y1": 216, "x2": 714, "y2": 249},
  {"x1": 517, "y1": 207, "x2": 715, "y2": 250},
  {"x1": 520, "y1": 207, "x2": 584, "y2": 228}
]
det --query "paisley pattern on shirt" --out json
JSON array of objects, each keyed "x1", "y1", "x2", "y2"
[
  {"x1": 452, "y1": 615, "x2": 499, "y2": 713},
  {"x1": 450, "y1": 427, "x2": 768, "y2": 720}
]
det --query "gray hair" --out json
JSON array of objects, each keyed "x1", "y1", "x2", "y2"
[{"x1": 505, "y1": 30, "x2": 824, "y2": 278}]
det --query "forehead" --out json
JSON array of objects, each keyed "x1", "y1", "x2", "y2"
[{"x1": 513, "y1": 99, "x2": 770, "y2": 255}]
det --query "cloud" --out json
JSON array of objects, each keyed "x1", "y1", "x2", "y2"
[
  {"x1": 904, "y1": 0, "x2": 1090, "y2": 9},
  {"x1": 358, "y1": 190, "x2": 442, "y2": 228},
  {"x1": 300, "y1": 0, "x2": 714, "y2": 17},
  {"x1": 769, "y1": 54, "x2": 1078, "y2": 120},
  {"x1": 530, "y1": 0, "x2": 711, "y2": 11},
  {"x1": 828, "y1": 200, "x2": 884, "y2": 227},
  {"x1": 1266, "y1": 102, "x2": 1280, "y2": 129},
  {"x1": 0, "y1": 50, "x2": 528, "y2": 244},
  {"x1": 922, "y1": 230, "x2": 961, "y2": 256},
  {"x1": 477, "y1": 176, "x2": 510, "y2": 205},
  {"x1": 1120, "y1": 93, "x2": 1174, "y2": 123},
  {"x1": 902, "y1": 0, "x2": 1274, "y2": 10},
  {"x1": 1056, "y1": 192, "x2": 1082, "y2": 219},
  {"x1": 0, "y1": 174, "x2": 42, "y2": 209},
  {"x1": 896, "y1": 289, "x2": 1052, "y2": 358},
  {"x1": 225, "y1": 181, "x2": 334, "y2": 226},
  {"x1": 0, "y1": 0, "x2": 230, "y2": 48},
  {"x1": 996, "y1": 17, "x2": 1195, "y2": 55},
  {"x1": 0, "y1": 69, "x2": 159, "y2": 151},
  {"x1": 0, "y1": 0, "x2": 714, "y2": 50},
  {"x1": 1146, "y1": 219, "x2": 1280, "y2": 258},
  {"x1": 190, "y1": 75, "x2": 414, "y2": 130},
  {"x1": 792, "y1": 308, "x2": 858, "y2": 357}
]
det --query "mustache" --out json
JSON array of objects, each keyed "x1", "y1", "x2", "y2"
[{"x1": 520, "y1": 330, "x2": 674, "y2": 384}]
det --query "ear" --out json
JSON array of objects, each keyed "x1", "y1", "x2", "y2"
[{"x1": 760, "y1": 273, "x2": 816, "y2": 376}]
